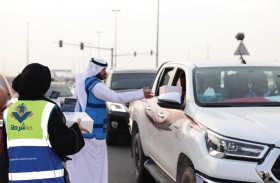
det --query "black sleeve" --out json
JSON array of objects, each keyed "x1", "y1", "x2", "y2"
[
  {"x1": 48, "y1": 106, "x2": 85, "y2": 160},
  {"x1": 0, "y1": 124, "x2": 9, "y2": 183}
]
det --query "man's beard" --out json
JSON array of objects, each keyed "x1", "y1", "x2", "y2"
[{"x1": 96, "y1": 73, "x2": 106, "y2": 80}]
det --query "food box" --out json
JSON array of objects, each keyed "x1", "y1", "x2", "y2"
[
  {"x1": 63, "y1": 112, "x2": 94, "y2": 133},
  {"x1": 159, "y1": 85, "x2": 182, "y2": 95}
]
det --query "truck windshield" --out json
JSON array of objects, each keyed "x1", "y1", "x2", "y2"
[
  {"x1": 111, "y1": 72, "x2": 156, "y2": 90},
  {"x1": 193, "y1": 66, "x2": 280, "y2": 107}
]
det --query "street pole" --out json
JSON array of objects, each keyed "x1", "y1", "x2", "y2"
[
  {"x1": 112, "y1": 9, "x2": 120, "y2": 69},
  {"x1": 156, "y1": 0, "x2": 160, "y2": 68},
  {"x1": 111, "y1": 48, "x2": 114, "y2": 68},
  {"x1": 207, "y1": 44, "x2": 209, "y2": 61},
  {"x1": 57, "y1": 41, "x2": 114, "y2": 69},
  {"x1": 27, "y1": 22, "x2": 30, "y2": 65},
  {"x1": 88, "y1": 42, "x2": 92, "y2": 59},
  {"x1": 96, "y1": 31, "x2": 102, "y2": 57}
]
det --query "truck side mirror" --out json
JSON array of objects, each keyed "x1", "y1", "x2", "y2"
[{"x1": 157, "y1": 92, "x2": 184, "y2": 110}]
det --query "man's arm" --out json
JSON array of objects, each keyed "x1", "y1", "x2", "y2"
[{"x1": 92, "y1": 82, "x2": 145, "y2": 104}]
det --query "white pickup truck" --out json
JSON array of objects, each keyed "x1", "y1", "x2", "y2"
[{"x1": 129, "y1": 61, "x2": 280, "y2": 183}]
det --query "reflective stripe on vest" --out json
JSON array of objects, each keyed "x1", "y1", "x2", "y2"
[
  {"x1": 9, "y1": 169, "x2": 64, "y2": 181},
  {"x1": 41, "y1": 102, "x2": 54, "y2": 147},
  {"x1": 7, "y1": 139, "x2": 49, "y2": 147}
]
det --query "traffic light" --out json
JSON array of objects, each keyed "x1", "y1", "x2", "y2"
[
  {"x1": 134, "y1": 51, "x2": 137, "y2": 57},
  {"x1": 59, "y1": 40, "x2": 63, "y2": 47},
  {"x1": 150, "y1": 50, "x2": 153, "y2": 55},
  {"x1": 80, "y1": 42, "x2": 84, "y2": 50}
]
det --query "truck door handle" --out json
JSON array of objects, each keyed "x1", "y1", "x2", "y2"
[{"x1": 158, "y1": 112, "x2": 164, "y2": 119}]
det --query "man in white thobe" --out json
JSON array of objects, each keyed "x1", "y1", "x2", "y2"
[{"x1": 66, "y1": 58, "x2": 153, "y2": 183}]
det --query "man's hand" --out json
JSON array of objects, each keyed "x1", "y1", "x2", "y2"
[
  {"x1": 76, "y1": 118, "x2": 90, "y2": 133},
  {"x1": 143, "y1": 87, "x2": 154, "y2": 99}
]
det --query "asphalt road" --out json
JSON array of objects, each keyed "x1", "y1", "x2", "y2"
[{"x1": 108, "y1": 137, "x2": 136, "y2": 183}]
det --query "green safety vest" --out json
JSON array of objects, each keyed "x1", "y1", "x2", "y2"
[{"x1": 4, "y1": 100, "x2": 64, "y2": 182}]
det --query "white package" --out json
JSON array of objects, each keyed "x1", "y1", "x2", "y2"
[{"x1": 63, "y1": 112, "x2": 94, "y2": 133}]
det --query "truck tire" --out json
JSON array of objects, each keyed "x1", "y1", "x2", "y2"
[
  {"x1": 133, "y1": 133, "x2": 153, "y2": 183},
  {"x1": 177, "y1": 158, "x2": 196, "y2": 183}
]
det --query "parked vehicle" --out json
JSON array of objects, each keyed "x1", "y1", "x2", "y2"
[
  {"x1": 0, "y1": 72, "x2": 14, "y2": 127},
  {"x1": 45, "y1": 82, "x2": 73, "y2": 107},
  {"x1": 104, "y1": 69, "x2": 156, "y2": 145},
  {"x1": 6, "y1": 76, "x2": 16, "y2": 93},
  {"x1": 0, "y1": 73, "x2": 14, "y2": 101},
  {"x1": 129, "y1": 61, "x2": 280, "y2": 182}
]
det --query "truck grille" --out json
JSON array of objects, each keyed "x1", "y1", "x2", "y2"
[{"x1": 272, "y1": 156, "x2": 280, "y2": 179}]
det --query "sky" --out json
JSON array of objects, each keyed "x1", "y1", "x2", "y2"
[{"x1": 1, "y1": 0, "x2": 280, "y2": 76}]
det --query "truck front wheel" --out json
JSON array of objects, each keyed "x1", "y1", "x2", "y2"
[
  {"x1": 177, "y1": 157, "x2": 196, "y2": 183},
  {"x1": 133, "y1": 133, "x2": 153, "y2": 183},
  {"x1": 181, "y1": 166, "x2": 196, "y2": 183}
]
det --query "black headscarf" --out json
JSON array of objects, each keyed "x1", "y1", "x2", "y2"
[
  {"x1": 17, "y1": 63, "x2": 51, "y2": 100},
  {"x1": 12, "y1": 73, "x2": 21, "y2": 93}
]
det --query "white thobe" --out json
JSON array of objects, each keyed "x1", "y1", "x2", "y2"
[{"x1": 67, "y1": 82, "x2": 144, "y2": 183}]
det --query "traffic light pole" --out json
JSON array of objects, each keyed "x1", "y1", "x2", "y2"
[
  {"x1": 116, "y1": 50, "x2": 153, "y2": 57},
  {"x1": 115, "y1": 53, "x2": 136, "y2": 57},
  {"x1": 58, "y1": 41, "x2": 114, "y2": 68},
  {"x1": 58, "y1": 41, "x2": 152, "y2": 69}
]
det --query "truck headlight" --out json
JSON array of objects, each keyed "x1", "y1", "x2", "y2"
[
  {"x1": 206, "y1": 130, "x2": 269, "y2": 160},
  {"x1": 108, "y1": 102, "x2": 127, "y2": 112}
]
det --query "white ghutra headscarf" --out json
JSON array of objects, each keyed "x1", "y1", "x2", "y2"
[{"x1": 75, "y1": 58, "x2": 108, "y2": 112}]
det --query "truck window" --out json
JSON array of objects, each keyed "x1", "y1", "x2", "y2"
[
  {"x1": 156, "y1": 67, "x2": 175, "y2": 96},
  {"x1": 173, "y1": 69, "x2": 186, "y2": 104}
]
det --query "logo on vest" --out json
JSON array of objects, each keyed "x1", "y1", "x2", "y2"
[{"x1": 10, "y1": 103, "x2": 33, "y2": 131}]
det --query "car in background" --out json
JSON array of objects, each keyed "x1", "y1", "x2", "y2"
[
  {"x1": 104, "y1": 69, "x2": 156, "y2": 145},
  {"x1": 50, "y1": 69, "x2": 75, "y2": 95},
  {"x1": 6, "y1": 76, "x2": 16, "y2": 93},
  {"x1": 0, "y1": 73, "x2": 14, "y2": 102},
  {"x1": 0, "y1": 72, "x2": 14, "y2": 126},
  {"x1": 45, "y1": 82, "x2": 73, "y2": 107}
]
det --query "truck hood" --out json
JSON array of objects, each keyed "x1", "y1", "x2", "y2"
[{"x1": 195, "y1": 107, "x2": 280, "y2": 144}]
